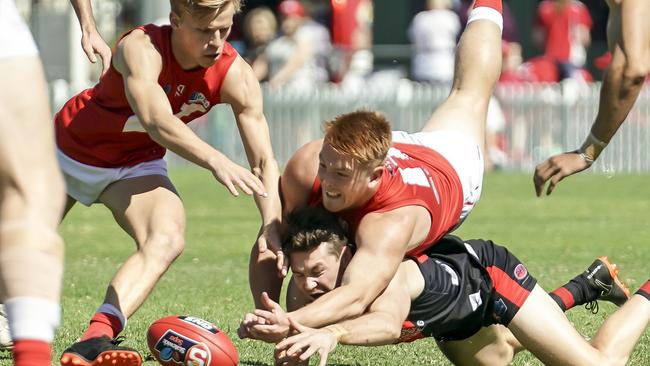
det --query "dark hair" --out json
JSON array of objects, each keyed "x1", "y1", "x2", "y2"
[{"x1": 283, "y1": 206, "x2": 348, "y2": 256}]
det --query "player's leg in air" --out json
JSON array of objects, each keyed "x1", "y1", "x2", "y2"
[
  {"x1": 391, "y1": 0, "x2": 503, "y2": 224},
  {"x1": 0, "y1": 1, "x2": 66, "y2": 364}
]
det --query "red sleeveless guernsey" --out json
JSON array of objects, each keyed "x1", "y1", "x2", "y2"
[
  {"x1": 310, "y1": 142, "x2": 463, "y2": 256},
  {"x1": 54, "y1": 24, "x2": 238, "y2": 167}
]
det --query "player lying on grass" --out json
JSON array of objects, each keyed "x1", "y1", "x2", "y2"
[
  {"x1": 248, "y1": 0, "x2": 502, "y2": 339},
  {"x1": 245, "y1": 206, "x2": 647, "y2": 366}
]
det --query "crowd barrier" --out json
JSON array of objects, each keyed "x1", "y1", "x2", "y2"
[{"x1": 58, "y1": 80, "x2": 648, "y2": 173}]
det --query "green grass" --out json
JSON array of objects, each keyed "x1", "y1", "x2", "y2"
[{"x1": 3, "y1": 170, "x2": 648, "y2": 365}]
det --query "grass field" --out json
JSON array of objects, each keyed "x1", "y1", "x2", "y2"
[{"x1": 2, "y1": 170, "x2": 648, "y2": 365}]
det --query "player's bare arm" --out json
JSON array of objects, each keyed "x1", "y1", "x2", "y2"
[
  {"x1": 244, "y1": 207, "x2": 427, "y2": 342},
  {"x1": 279, "y1": 139, "x2": 323, "y2": 217},
  {"x1": 534, "y1": 0, "x2": 650, "y2": 196},
  {"x1": 221, "y1": 56, "x2": 282, "y2": 251},
  {"x1": 114, "y1": 30, "x2": 265, "y2": 197},
  {"x1": 276, "y1": 262, "x2": 416, "y2": 366},
  {"x1": 287, "y1": 208, "x2": 423, "y2": 327},
  {"x1": 247, "y1": 139, "x2": 321, "y2": 308},
  {"x1": 70, "y1": 0, "x2": 111, "y2": 74}
]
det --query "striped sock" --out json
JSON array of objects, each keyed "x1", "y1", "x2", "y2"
[
  {"x1": 549, "y1": 276, "x2": 595, "y2": 311},
  {"x1": 635, "y1": 279, "x2": 650, "y2": 301}
]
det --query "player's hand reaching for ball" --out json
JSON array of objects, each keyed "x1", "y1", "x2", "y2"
[
  {"x1": 210, "y1": 154, "x2": 268, "y2": 197},
  {"x1": 239, "y1": 292, "x2": 291, "y2": 343},
  {"x1": 533, "y1": 150, "x2": 592, "y2": 196},
  {"x1": 275, "y1": 318, "x2": 338, "y2": 366}
]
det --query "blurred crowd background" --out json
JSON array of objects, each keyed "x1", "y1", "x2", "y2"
[{"x1": 14, "y1": 0, "x2": 650, "y2": 173}]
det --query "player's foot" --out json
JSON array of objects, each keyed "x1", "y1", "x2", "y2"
[
  {"x1": 583, "y1": 256, "x2": 631, "y2": 313},
  {"x1": 60, "y1": 336, "x2": 141, "y2": 366},
  {"x1": 0, "y1": 304, "x2": 13, "y2": 351}
]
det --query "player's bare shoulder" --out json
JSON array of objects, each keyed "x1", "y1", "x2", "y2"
[
  {"x1": 281, "y1": 139, "x2": 323, "y2": 212},
  {"x1": 114, "y1": 29, "x2": 161, "y2": 75},
  {"x1": 221, "y1": 55, "x2": 261, "y2": 108}
]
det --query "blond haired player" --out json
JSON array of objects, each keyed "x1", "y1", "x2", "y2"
[
  {"x1": 0, "y1": 0, "x2": 108, "y2": 365},
  {"x1": 245, "y1": 0, "x2": 503, "y2": 341},
  {"x1": 534, "y1": 0, "x2": 650, "y2": 194},
  {"x1": 57, "y1": 0, "x2": 282, "y2": 364}
]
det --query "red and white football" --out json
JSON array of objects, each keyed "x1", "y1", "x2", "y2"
[{"x1": 147, "y1": 315, "x2": 238, "y2": 366}]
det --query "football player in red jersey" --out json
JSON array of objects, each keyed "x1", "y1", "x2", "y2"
[
  {"x1": 534, "y1": 0, "x2": 650, "y2": 195},
  {"x1": 269, "y1": 206, "x2": 650, "y2": 366},
  {"x1": 0, "y1": 1, "x2": 109, "y2": 365},
  {"x1": 245, "y1": 0, "x2": 504, "y2": 341},
  {"x1": 56, "y1": 0, "x2": 282, "y2": 364}
]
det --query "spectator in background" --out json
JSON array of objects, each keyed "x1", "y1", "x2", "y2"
[
  {"x1": 339, "y1": 0, "x2": 374, "y2": 91},
  {"x1": 534, "y1": 0, "x2": 592, "y2": 81},
  {"x1": 265, "y1": 0, "x2": 332, "y2": 91},
  {"x1": 408, "y1": 0, "x2": 460, "y2": 83},
  {"x1": 242, "y1": 6, "x2": 277, "y2": 81}
]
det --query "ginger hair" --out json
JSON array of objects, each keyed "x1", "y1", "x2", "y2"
[{"x1": 323, "y1": 110, "x2": 392, "y2": 169}]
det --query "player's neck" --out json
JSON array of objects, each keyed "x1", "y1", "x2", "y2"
[{"x1": 170, "y1": 31, "x2": 201, "y2": 70}]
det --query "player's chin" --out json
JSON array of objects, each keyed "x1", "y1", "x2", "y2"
[{"x1": 322, "y1": 198, "x2": 345, "y2": 213}]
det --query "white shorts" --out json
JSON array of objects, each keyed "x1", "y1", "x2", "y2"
[
  {"x1": 57, "y1": 149, "x2": 168, "y2": 206},
  {"x1": 392, "y1": 130, "x2": 484, "y2": 224},
  {"x1": 0, "y1": 0, "x2": 38, "y2": 59}
]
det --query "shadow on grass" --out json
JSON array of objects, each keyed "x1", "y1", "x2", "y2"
[{"x1": 0, "y1": 349, "x2": 11, "y2": 360}]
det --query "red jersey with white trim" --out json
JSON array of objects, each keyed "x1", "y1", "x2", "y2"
[
  {"x1": 54, "y1": 24, "x2": 238, "y2": 167},
  {"x1": 310, "y1": 142, "x2": 463, "y2": 256}
]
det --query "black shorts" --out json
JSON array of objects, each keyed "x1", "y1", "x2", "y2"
[{"x1": 404, "y1": 235, "x2": 537, "y2": 342}]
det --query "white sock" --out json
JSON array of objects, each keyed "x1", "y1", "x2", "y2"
[
  {"x1": 5, "y1": 297, "x2": 60, "y2": 342},
  {"x1": 468, "y1": 7, "x2": 503, "y2": 33}
]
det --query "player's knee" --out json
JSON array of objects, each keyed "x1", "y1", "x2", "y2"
[
  {"x1": 141, "y1": 227, "x2": 185, "y2": 264},
  {"x1": 622, "y1": 59, "x2": 649, "y2": 86}
]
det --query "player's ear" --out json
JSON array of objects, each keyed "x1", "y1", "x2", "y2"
[
  {"x1": 170, "y1": 11, "x2": 181, "y2": 28},
  {"x1": 369, "y1": 164, "x2": 383, "y2": 183}
]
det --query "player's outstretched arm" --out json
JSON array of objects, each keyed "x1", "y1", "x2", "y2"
[
  {"x1": 114, "y1": 31, "x2": 266, "y2": 197},
  {"x1": 221, "y1": 57, "x2": 282, "y2": 253},
  {"x1": 533, "y1": 0, "x2": 650, "y2": 197},
  {"x1": 241, "y1": 212, "x2": 413, "y2": 341},
  {"x1": 70, "y1": 0, "x2": 111, "y2": 75},
  {"x1": 275, "y1": 269, "x2": 411, "y2": 365}
]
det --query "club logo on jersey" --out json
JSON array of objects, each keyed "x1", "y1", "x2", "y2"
[
  {"x1": 153, "y1": 329, "x2": 211, "y2": 365},
  {"x1": 178, "y1": 316, "x2": 219, "y2": 334},
  {"x1": 176, "y1": 92, "x2": 210, "y2": 120},
  {"x1": 175, "y1": 84, "x2": 186, "y2": 97},
  {"x1": 492, "y1": 298, "x2": 508, "y2": 322},
  {"x1": 163, "y1": 84, "x2": 172, "y2": 94},
  {"x1": 514, "y1": 264, "x2": 528, "y2": 281}
]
